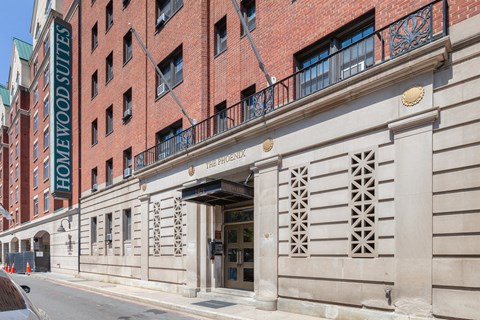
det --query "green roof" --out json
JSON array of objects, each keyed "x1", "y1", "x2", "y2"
[
  {"x1": 13, "y1": 38, "x2": 33, "y2": 61},
  {"x1": 0, "y1": 84, "x2": 9, "y2": 106}
]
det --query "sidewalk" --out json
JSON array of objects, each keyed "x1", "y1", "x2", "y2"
[{"x1": 28, "y1": 272, "x2": 325, "y2": 320}]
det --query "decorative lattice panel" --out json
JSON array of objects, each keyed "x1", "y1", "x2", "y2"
[
  {"x1": 349, "y1": 149, "x2": 378, "y2": 257},
  {"x1": 153, "y1": 201, "x2": 161, "y2": 255},
  {"x1": 289, "y1": 166, "x2": 309, "y2": 257},
  {"x1": 173, "y1": 198, "x2": 184, "y2": 256}
]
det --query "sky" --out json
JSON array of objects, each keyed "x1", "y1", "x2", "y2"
[{"x1": 0, "y1": 0, "x2": 34, "y2": 86}]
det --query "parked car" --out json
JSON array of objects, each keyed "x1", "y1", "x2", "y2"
[{"x1": 0, "y1": 269, "x2": 49, "y2": 320}]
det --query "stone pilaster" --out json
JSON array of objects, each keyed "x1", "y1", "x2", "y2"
[
  {"x1": 139, "y1": 193, "x2": 150, "y2": 281},
  {"x1": 251, "y1": 155, "x2": 282, "y2": 311},
  {"x1": 388, "y1": 108, "x2": 438, "y2": 316}
]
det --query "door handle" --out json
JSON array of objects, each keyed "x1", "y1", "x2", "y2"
[{"x1": 238, "y1": 250, "x2": 242, "y2": 265}]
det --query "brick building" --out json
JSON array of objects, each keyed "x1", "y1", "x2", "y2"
[
  {"x1": 1, "y1": 0, "x2": 480, "y2": 319},
  {"x1": 0, "y1": 0, "x2": 80, "y2": 275}
]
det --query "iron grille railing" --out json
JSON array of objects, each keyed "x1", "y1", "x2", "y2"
[{"x1": 135, "y1": 0, "x2": 447, "y2": 171}]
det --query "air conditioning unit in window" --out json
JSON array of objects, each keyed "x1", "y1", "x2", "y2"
[
  {"x1": 156, "y1": 13, "x2": 168, "y2": 29},
  {"x1": 92, "y1": 184, "x2": 98, "y2": 192},
  {"x1": 123, "y1": 167, "x2": 132, "y2": 178},
  {"x1": 157, "y1": 83, "x2": 166, "y2": 96},
  {"x1": 123, "y1": 108, "x2": 132, "y2": 120},
  {"x1": 106, "y1": 233, "x2": 112, "y2": 242}
]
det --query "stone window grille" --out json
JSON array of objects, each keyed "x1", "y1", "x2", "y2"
[
  {"x1": 173, "y1": 197, "x2": 184, "y2": 256},
  {"x1": 289, "y1": 166, "x2": 310, "y2": 257},
  {"x1": 349, "y1": 149, "x2": 378, "y2": 257},
  {"x1": 153, "y1": 201, "x2": 161, "y2": 255}
]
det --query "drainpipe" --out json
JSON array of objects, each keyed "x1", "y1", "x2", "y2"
[{"x1": 76, "y1": 0, "x2": 82, "y2": 275}]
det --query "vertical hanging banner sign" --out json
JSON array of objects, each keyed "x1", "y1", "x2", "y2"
[{"x1": 49, "y1": 18, "x2": 72, "y2": 199}]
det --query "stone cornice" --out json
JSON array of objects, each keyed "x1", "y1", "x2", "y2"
[{"x1": 388, "y1": 108, "x2": 439, "y2": 133}]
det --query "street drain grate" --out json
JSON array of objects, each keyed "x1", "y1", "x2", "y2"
[{"x1": 192, "y1": 300, "x2": 236, "y2": 309}]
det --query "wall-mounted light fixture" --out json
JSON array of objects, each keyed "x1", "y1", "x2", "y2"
[{"x1": 57, "y1": 219, "x2": 71, "y2": 233}]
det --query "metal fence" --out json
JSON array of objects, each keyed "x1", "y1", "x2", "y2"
[{"x1": 135, "y1": 0, "x2": 447, "y2": 171}]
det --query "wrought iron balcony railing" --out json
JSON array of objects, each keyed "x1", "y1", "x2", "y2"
[{"x1": 135, "y1": 0, "x2": 448, "y2": 171}]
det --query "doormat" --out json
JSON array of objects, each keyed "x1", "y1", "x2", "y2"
[{"x1": 192, "y1": 300, "x2": 236, "y2": 309}]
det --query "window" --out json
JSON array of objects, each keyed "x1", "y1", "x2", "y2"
[
  {"x1": 123, "y1": 209, "x2": 132, "y2": 241},
  {"x1": 33, "y1": 59, "x2": 38, "y2": 76},
  {"x1": 9, "y1": 171, "x2": 13, "y2": 186},
  {"x1": 43, "y1": 37, "x2": 49, "y2": 55},
  {"x1": 33, "y1": 168, "x2": 38, "y2": 188},
  {"x1": 43, "y1": 158, "x2": 49, "y2": 181},
  {"x1": 106, "y1": 213, "x2": 113, "y2": 237},
  {"x1": 92, "y1": 22, "x2": 98, "y2": 50},
  {"x1": 106, "y1": 158, "x2": 113, "y2": 186},
  {"x1": 15, "y1": 121, "x2": 19, "y2": 136},
  {"x1": 34, "y1": 86, "x2": 39, "y2": 105},
  {"x1": 44, "y1": 97, "x2": 49, "y2": 118},
  {"x1": 106, "y1": 1, "x2": 113, "y2": 31},
  {"x1": 123, "y1": 31, "x2": 132, "y2": 63},
  {"x1": 33, "y1": 140, "x2": 39, "y2": 160},
  {"x1": 15, "y1": 187, "x2": 18, "y2": 203},
  {"x1": 91, "y1": 119, "x2": 98, "y2": 145},
  {"x1": 44, "y1": 66, "x2": 49, "y2": 87},
  {"x1": 91, "y1": 217, "x2": 98, "y2": 243},
  {"x1": 33, "y1": 112, "x2": 39, "y2": 132},
  {"x1": 91, "y1": 167, "x2": 98, "y2": 190},
  {"x1": 44, "y1": 127, "x2": 49, "y2": 149},
  {"x1": 123, "y1": 0, "x2": 130, "y2": 8},
  {"x1": 15, "y1": 142, "x2": 19, "y2": 158},
  {"x1": 43, "y1": 190, "x2": 49, "y2": 212},
  {"x1": 15, "y1": 165, "x2": 19, "y2": 180},
  {"x1": 156, "y1": 0, "x2": 183, "y2": 29},
  {"x1": 45, "y1": 0, "x2": 52, "y2": 14},
  {"x1": 123, "y1": 88, "x2": 132, "y2": 119},
  {"x1": 9, "y1": 192, "x2": 12, "y2": 206},
  {"x1": 241, "y1": 84, "x2": 256, "y2": 120},
  {"x1": 214, "y1": 16, "x2": 227, "y2": 56},
  {"x1": 296, "y1": 15, "x2": 374, "y2": 98},
  {"x1": 106, "y1": 106, "x2": 113, "y2": 135},
  {"x1": 106, "y1": 52, "x2": 113, "y2": 83},
  {"x1": 156, "y1": 46, "x2": 183, "y2": 97},
  {"x1": 155, "y1": 120, "x2": 182, "y2": 158},
  {"x1": 123, "y1": 148, "x2": 132, "y2": 177},
  {"x1": 214, "y1": 101, "x2": 228, "y2": 134},
  {"x1": 241, "y1": 0, "x2": 256, "y2": 35},
  {"x1": 91, "y1": 71, "x2": 98, "y2": 98},
  {"x1": 9, "y1": 152, "x2": 12, "y2": 165},
  {"x1": 33, "y1": 198, "x2": 39, "y2": 217}
]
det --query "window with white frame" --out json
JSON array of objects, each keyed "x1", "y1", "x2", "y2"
[
  {"x1": 15, "y1": 187, "x2": 18, "y2": 202},
  {"x1": 33, "y1": 168, "x2": 38, "y2": 188},
  {"x1": 44, "y1": 158, "x2": 49, "y2": 181},
  {"x1": 33, "y1": 197, "x2": 39, "y2": 216},
  {"x1": 44, "y1": 97, "x2": 49, "y2": 118},
  {"x1": 9, "y1": 192, "x2": 13, "y2": 207},
  {"x1": 214, "y1": 16, "x2": 227, "y2": 56},
  {"x1": 34, "y1": 86, "x2": 39, "y2": 105},
  {"x1": 123, "y1": 209, "x2": 132, "y2": 241},
  {"x1": 33, "y1": 112, "x2": 39, "y2": 132},
  {"x1": 33, "y1": 140, "x2": 39, "y2": 160},
  {"x1": 44, "y1": 190, "x2": 50, "y2": 212},
  {"x1": 155, "y1": 0, "x2": 183, "y2": 29},
  {"x1": 15, "y1": 121, "x2": 18, "y2": 136},
  {"x1": 9, "y1": 171, "x2": 13, "y2": 186},
  {"x1": 15, "y1": 142, "x2": 19, "y2": 158},
  {"x1": 44, "y1": 66, "x2": 49, "y2": 87},
  {"x1": 15, "y1": 165, "x2": 19, "y2": 180},
  {"x1": 241, "y1": 0, "x2": 256, "y2": 35},
  {"x1": 44, "y1": 127, "x2": 49, "y2": 149}
]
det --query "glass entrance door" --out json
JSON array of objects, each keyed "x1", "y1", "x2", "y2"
[{"x1": 224, "y1": 223, "x2": 254, "y2": 291}]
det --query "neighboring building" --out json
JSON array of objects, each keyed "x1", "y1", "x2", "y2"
[
  {"x1": 0, "y1": 84, "x2": 11, "y2": 236},
  {"x1": 0, "y1": 0, "x2": 479, "y2": 319},
  {"x1": 0, "y1": 0, "x2": 80, "y2": 275}
]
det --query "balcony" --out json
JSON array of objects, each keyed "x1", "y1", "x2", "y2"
[{"x1": 135, "y1": 0, "x2": 448, "y2": 171}]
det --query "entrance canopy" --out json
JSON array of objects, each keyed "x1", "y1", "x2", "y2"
[{"x1": 181, "y1": 179, "x2": 254, "y2": 206}]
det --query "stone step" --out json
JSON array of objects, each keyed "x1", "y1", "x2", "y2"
[{"x1": 197, "y1": 288, "x2": 256, "y2": 306}]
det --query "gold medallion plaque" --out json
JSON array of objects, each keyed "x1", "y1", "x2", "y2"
[
  {"x1": 188, "y1": 166, "x2": 195, "y2": 176},
  {"x1": 263, "y1": 138, "x2": 274, "y2": 152},
  {"x1": 402, "y1": 86, "x2": 424, "y2": 107}
]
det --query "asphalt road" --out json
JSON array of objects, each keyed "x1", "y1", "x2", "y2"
[{"x1": 11, "y1": 274, "x2": 206, "y2": 320}]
